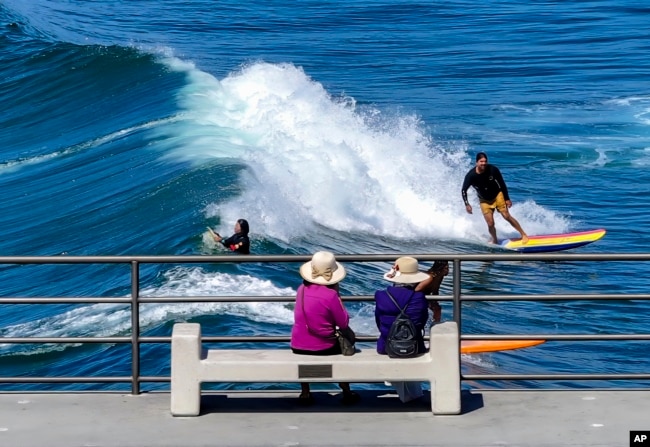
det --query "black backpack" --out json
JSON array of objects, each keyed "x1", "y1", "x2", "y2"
[{"x1": 385, "y1": 290, "x2": 420, "y2": 358}]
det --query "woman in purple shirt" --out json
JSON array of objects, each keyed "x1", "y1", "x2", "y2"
[
  {"x1": 291, "y1": 251, "x2": 360, "y2": 405},
  {"x1": 374, "y1": 256, "x2": 430, "y2": 403},
  {"x1": 375, "y1": 256, "x2": 430, "y2": 355}
]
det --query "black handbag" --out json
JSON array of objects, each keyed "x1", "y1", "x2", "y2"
[{"x1": 335, "y1": 326, "x2": 356, "y2": 356}]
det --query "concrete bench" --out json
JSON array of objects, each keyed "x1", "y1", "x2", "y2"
[{"x1": 170, "y1": 321, "x2": 461, "y2": 416}]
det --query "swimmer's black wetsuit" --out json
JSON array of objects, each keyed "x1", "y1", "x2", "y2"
[{"x1": 222, "y1": 232, "x2": 250, "y2": 254}]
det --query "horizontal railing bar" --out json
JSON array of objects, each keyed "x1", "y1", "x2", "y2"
[
  {"x1": 4, "y1": 333, "x2": 650, "y2": 345},
  {"x1": 4, "y1": 373, "x2": 650, "y2": 384},
  {"x1": 0, "y1": 377, "x2": 169, "y2": 384},
  {"x1": 0, "y1": 377, "x2": 132, "y2": 383},
  {"x1": 0, "y1": 298, "x2": 133, "y2": 304},
  {"x1": 137, "y1": 296, "x2": 298, "y2": 303},
  {"x1": 135, "y1": 294, "x2": 650, "y2": 303},
  {"x1": 463, "y1": 374, "x2": 650, "y2": 380},
  {"x1": 0, "y1": 295, "x2": 411, "y2": 304},
  {"x1": 0, "y1": 389, "x2": 336, "y2": 394},
  {"x1": 0, "y1": 390, "x2": 143, "y2": 394},
  {"x1": 0, "y1": 336, "x2": 365, "y2": 344},
  {"x1": 476, "y1": 388, "x2": 650, "y2": 392},
  {"x1": 133, "y1": 294, "x2": 650, "y2": 303},
  {"x1": 460, "y1": 334, "x2": 650, "y2": 341},
  {"x1": 3, "y1": 293, "x2": 649, "y2": 305},
  {"x1": 2, "y1": 253, "x2": 650, "y2": 265},
  {"x1": 458, "y1": 294, "x2": 650, "y2": 301},
  {"x1": 1, "y1": 337, "x2": 132, "y2": 343}
]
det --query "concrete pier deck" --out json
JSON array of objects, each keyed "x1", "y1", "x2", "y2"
[{"x1": 1, "y1": 389, "x2": 647, "y2": 447}]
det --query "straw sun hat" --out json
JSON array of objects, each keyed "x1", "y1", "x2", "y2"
[
  {"x1": 383, "y1": 256, "x2": 430, "y2": 284},
  {"x1": 299, "y1": 251, "x2": 347, "y2": 286}
]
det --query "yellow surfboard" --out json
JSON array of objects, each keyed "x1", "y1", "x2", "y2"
[
  {"x1": 500, "y1": 228, "x2": 605, "y2": 253},
  {"x1": 460, "y1": 339, "x2": 545, "y2": 354}
]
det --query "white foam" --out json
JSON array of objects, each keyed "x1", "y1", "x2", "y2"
[
  {"x1": 0, "y1": 266, "x2": 296, "y2": 355},
  {"x1": 155, "y1": 60, "x2": 568, "y2": 242}
]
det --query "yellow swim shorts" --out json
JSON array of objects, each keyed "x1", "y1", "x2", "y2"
[{"x1": 479, "y1": 192, "x2": 507, "y2": 215}]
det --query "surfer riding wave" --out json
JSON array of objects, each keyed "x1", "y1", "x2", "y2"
[{"x1": 461, "y1": 152, "x2": 528, "y2": 245}]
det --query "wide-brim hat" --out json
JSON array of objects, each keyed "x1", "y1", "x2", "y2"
[
  {"x1": 299, "y1": 251, "x2": 347, "y2": 286},
  {"x1": 383, "y1": 256, "x2": 430, "y2": 284}
]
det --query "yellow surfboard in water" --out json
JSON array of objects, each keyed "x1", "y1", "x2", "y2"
[{"x1": 500, "y1": 228, "x2": 606, "y2": 253}]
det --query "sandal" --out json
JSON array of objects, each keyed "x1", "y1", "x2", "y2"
[
  {"x1": 298, "y1": 392, "x2": 315, "y2": 406},
  {"x1": 341, "y1": 391, "x2": 361, "y2": 405}
]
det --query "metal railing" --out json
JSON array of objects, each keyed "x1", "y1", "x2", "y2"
[{"x1": 1, "y1": 253, "x2": 649, "y2": 393}]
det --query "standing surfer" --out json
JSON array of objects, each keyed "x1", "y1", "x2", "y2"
[{"x1": 461, "y1": 152, "x2": 528, "y2": 244}]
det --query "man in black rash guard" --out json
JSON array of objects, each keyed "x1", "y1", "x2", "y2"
[{"x1": 461, "y1": 152, "x2": 528, "y2": 245}]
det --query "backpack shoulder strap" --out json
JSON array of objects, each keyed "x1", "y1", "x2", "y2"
[
  {"x1": 386, "y1": 289, "x2": 424, "y2": 338},
  {"x1": 386, "y1": 289, "x2": 413, "y2": 315}
]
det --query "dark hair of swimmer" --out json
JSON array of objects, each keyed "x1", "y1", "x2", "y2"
[{"x1": 237, "y1": 219, "x2": 249, "y2": 235}]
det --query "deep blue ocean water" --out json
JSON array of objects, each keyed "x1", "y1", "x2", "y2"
[{"x1": 2, "y1": 0, "x2": 650, "y2": 391}]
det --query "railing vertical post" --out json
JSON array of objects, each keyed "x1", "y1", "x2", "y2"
[
  {"x1": 452, "y1": 259, "x2": 462, "y2": 333},
  {"x1": 130, "y1": 260, "x2": 141, "y2": 395}
]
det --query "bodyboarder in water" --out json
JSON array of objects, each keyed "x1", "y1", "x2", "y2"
[
  {"x1": 461, "y1": 152, "x2": 528, "y2": 245},
  {"x1": 208, "y1": 218, "x2": 250, "y2": 254}
]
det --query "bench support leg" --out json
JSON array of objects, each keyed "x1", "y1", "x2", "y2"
[
  {"x1": 171, "y1": 323, "x2": 202, "y2": 416},
  {"x1": 429, "y1": 322, "x2": 461, "y2": 415}
]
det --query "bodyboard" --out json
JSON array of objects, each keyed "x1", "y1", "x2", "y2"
[
  {"x1": 500, "y1": 228, "x2": 606, "y2": 253},
  {"x1": 206, "y1": 226, "x2": 219, "y2": 240}
]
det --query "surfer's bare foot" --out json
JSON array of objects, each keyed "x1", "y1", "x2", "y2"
[
  {"x1": 488, "y1": 238, "x2": 498, "y2": 244},
  {"x1": 521, "y1": 234, "x2": 529, "y2": 244}
]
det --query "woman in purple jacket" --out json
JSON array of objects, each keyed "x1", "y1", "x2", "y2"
[
  {"x1": 375, "y1": 256, "x2": 431, "y2": 403},
  {"x1": 375, "y1": 256, "x2": 430, "y2": 355},
  {"x1": 291, "y1": 251, "x2": 360, "y2": 405}
]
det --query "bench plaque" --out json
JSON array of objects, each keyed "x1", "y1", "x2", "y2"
[{"x1": 298, "y1": 364, "x2": 332, "y2": 378}]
